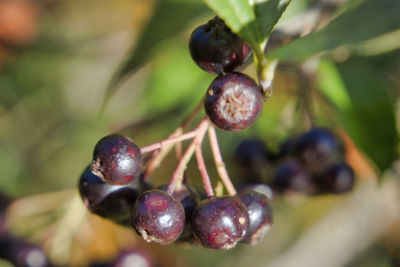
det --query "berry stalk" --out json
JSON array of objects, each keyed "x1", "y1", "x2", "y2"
[
  {"x1": 167, "y1": 118, "x2": 210, "y2": 194},
  {"x1": 143, "y1": 99, "x2": 204, "y2": 180},
  {"x1": 208, "y1": 126, "x2": 237, "y2": 196},
  {"x1": 140, "y1": 130, "x2": 197, "y2": 154},
  {"x1": 195, "y1": 144, "x2": 214, "y2": 197}
]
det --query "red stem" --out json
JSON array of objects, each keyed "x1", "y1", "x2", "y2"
[
  {"x1": 195, "y1": 144, "x2": 214, "y2": 198},
  {"x1": 167, "y1": 118, "x2": 210, "y2": 195},
  {"x1": 140, "y1": 130, "x2": 197, "y2": 154},
  {"x1": 208, "y1": 126, "x2": 237, "y2": 196}
]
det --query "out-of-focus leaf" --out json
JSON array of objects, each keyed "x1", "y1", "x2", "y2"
[
  {"x1": 318, "y1": 60, "x2": 398, "y2": 172},
  {"x1": 103, "y1": 0, "x2": 208, "y2": 107},
  {"x1": 202, "y1": 0, "x2": 291, "y2": 54},
  {"x1": 270, "y1": 0, "x2": 400, "y2": 60}
]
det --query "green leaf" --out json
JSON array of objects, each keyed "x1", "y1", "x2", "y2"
[
  {"x1": 252, "y1": 0, "x2": 291, "y2": 44},
  {"x1": 202, "y1": 0, "x2": 262, "y2": 51},
  {"x1": 318, "y1": 60, "x2": 398, "y2": 171},
  {"x1": 202, "y1": 0, "x2": 291, "y2": 55},
  {"x1": 102, "y1": 0, "x2": 208, "y2": 109},
  {"x1": 270, "y1": 0, "x2": 400, "y2": 60}
]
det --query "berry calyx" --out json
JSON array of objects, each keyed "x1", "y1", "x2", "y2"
[
  {"x1": 204, "y1": 72, "x2": 263, "y2": 131},
  {"x1": 189, "y1": 16, "x2": 251, "y2": 74},
  {"x1": 131, "y1": 189, "x2": 185, "y2": 244},
  {"x1": 192, "y1": 196, "x2": 249, "y2": 250},
  {"x1": 91, "y1": 134, "x2": 143, "y2": 185}
]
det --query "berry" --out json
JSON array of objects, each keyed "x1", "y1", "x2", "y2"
[
  {"x1": 205, "y1": 72, "x2": 263, "y2": 131},
  {"x1": 240, "y1": 183, "x2": 274, "y2": 200},
  {"x1": 192, "y1": 196, "x2": 249, "y2": 250},
  {"x1": 158, "y1": 184, "x2": 200, "y2": 239},
  {"x1": 292, "y1": 128, "x2": 345, "y2": 173},
  {"x1": 189, "y1": 16, "x2": 251, "y2": 74},
  {"x1": 0, "y1": 234, "x2": 52, "y2": 267},
  {"x1": 78, "y1": 165, "x2": 150, "y2": 225},
  {"x1": 91, "y1": 134, "x2": 142, "y2": 185},
  {"x1": 131, "y1": 189, "x2": 185, "y2": 244},
  {"x1": 273, "y1": 160, "x2": 314, "y2": 194},
  {"x1": 239, "y1": 191, "x2": 273, "y2": 245},
  {"x1": 234, "y1": 139, "x2": 268, "y2": 168},
  {"x1": 315, "y1": 162, "x2": 355, "y2": 194}
]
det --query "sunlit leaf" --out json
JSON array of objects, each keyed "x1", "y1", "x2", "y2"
[{"x1": 202, "y1": 0, "x2": 291, "y2": 54}]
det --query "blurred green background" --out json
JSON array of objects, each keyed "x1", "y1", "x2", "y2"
[{"x1": 0, "y1": 0, "x2": 400, "y2": 266}]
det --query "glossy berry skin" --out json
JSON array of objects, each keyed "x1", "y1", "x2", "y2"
[
  {"x1": 273, "y1": 160, "x2": 314, "y2": 194},
  {"x1": 78, "y1": 166, "x2": 150, "y2": 225},
  {"x1": 158, "y1": 184, "x2": 200, "y2": 240},
  {"x1": 192, "y1": 196, "x2": 249, "y2": 250},
  {"x1": 131, "y1": 189, "x2": 185, "y2": 244},
  {"x1": 91, "y1": 134, "x2": 142, "y2": 185},
  {"x1": 292, "y1": 128, "x2": 345, "y2": 173},
  {"x1": 205, "y1": 72, "x2": 263, "y2": 131},
  {"x1": 189, "y1": 16, "x2": 251, "y2": 74},
  {"x1": 240, "y1": 183, "x2": 274, "y2": 200},
  {"x1": 315, "y1": 162, "x2": 355, "y2": 194},
  {"x1": 239, "y1": 191, "x2": 273, "y2": 245},
  {"x1": 0, "y1": 234, "x2": 52, "y2": 267}
]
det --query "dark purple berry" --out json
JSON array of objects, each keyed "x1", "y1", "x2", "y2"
[
  {"x1": 205, "y1": 72, "x2": 263, "y2": 131},
  {"x1": 158, "y1": 184, "x2": 200, "y2": 240},
  {"x1": 315, "y1": 162, "x2": 355, "y2": 194},
  {"x1": 92, "y1": 134, "x2": 142, "y2": 185},
  {"x1": 292, "y1": 128, "x2": 345, "y2": 173},
  {"x1": 239, "y1": 191, "x2": 273, "y2": 245},
  {"x1": 273, "y1": 160, "x2": 314, "y2": 194},
  {"x1": 0, "y1": 234, "x2": 52, "y2": 267},
  {"x1": 131, "y1": 189, "x2": 185, "y2": 244},
  {"x1": 192, "y1": 196, "x2": 249, "y2": 250},
  {"x1": 78, "y1": 165, "x2": 150, "y2": 225},
  {"x1": 234, "y1": 139, "x2": 268, "y2": 168},
  {"x1": 240, "y1": 183, "x2": 273, "y2": 200},
  {"x1": 189, "y1": 16, "x2": 251, "y2": 74}
]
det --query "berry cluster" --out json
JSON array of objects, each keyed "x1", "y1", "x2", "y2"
[
  {"x1": 235, "y1": 128, "x2": 355, "y2": 196},
  {"x1": 78, "y1": 130, "x2": 273, "y2": 250},
  {"x1": 77, "y1": 16, "x2": 274, "y2": 251}
]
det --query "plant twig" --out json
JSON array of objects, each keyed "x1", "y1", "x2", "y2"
[
  {"x1": 195, "y1": 144, "x2": 214, "y2": 198},
  {"x1": 167, "y1": 118, "x2": 209, "y2": 195},
  {"x1": 142, "y1": 99, "x2": 204, "y2": 180},
  {"x1": 140, "y1": 130, "x2": 197, "y2": 154},
  {"x1": 208, "y1": 126, "x2": 237, "y2": 196}
]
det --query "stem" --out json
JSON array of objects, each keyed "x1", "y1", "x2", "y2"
[
  {"x1": 195, "y1": 144, "x2": 214, "y2": 198},
  {"x1": 140, "y1": 130, "x2": 197, "y2": 154},
  {"x1": 143, "y1": 98, "x2": 204, "y2": 181},
  {"x1": 208, "y1": 126, "x2": 237, "y2": 196},
  {"x1": 167, "y1": 118, "x2": 210, "y2": 195}
]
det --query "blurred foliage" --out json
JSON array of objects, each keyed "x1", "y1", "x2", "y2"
[{"x1": 0, "y1": 0, "x2": 399, "y2": 266}]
